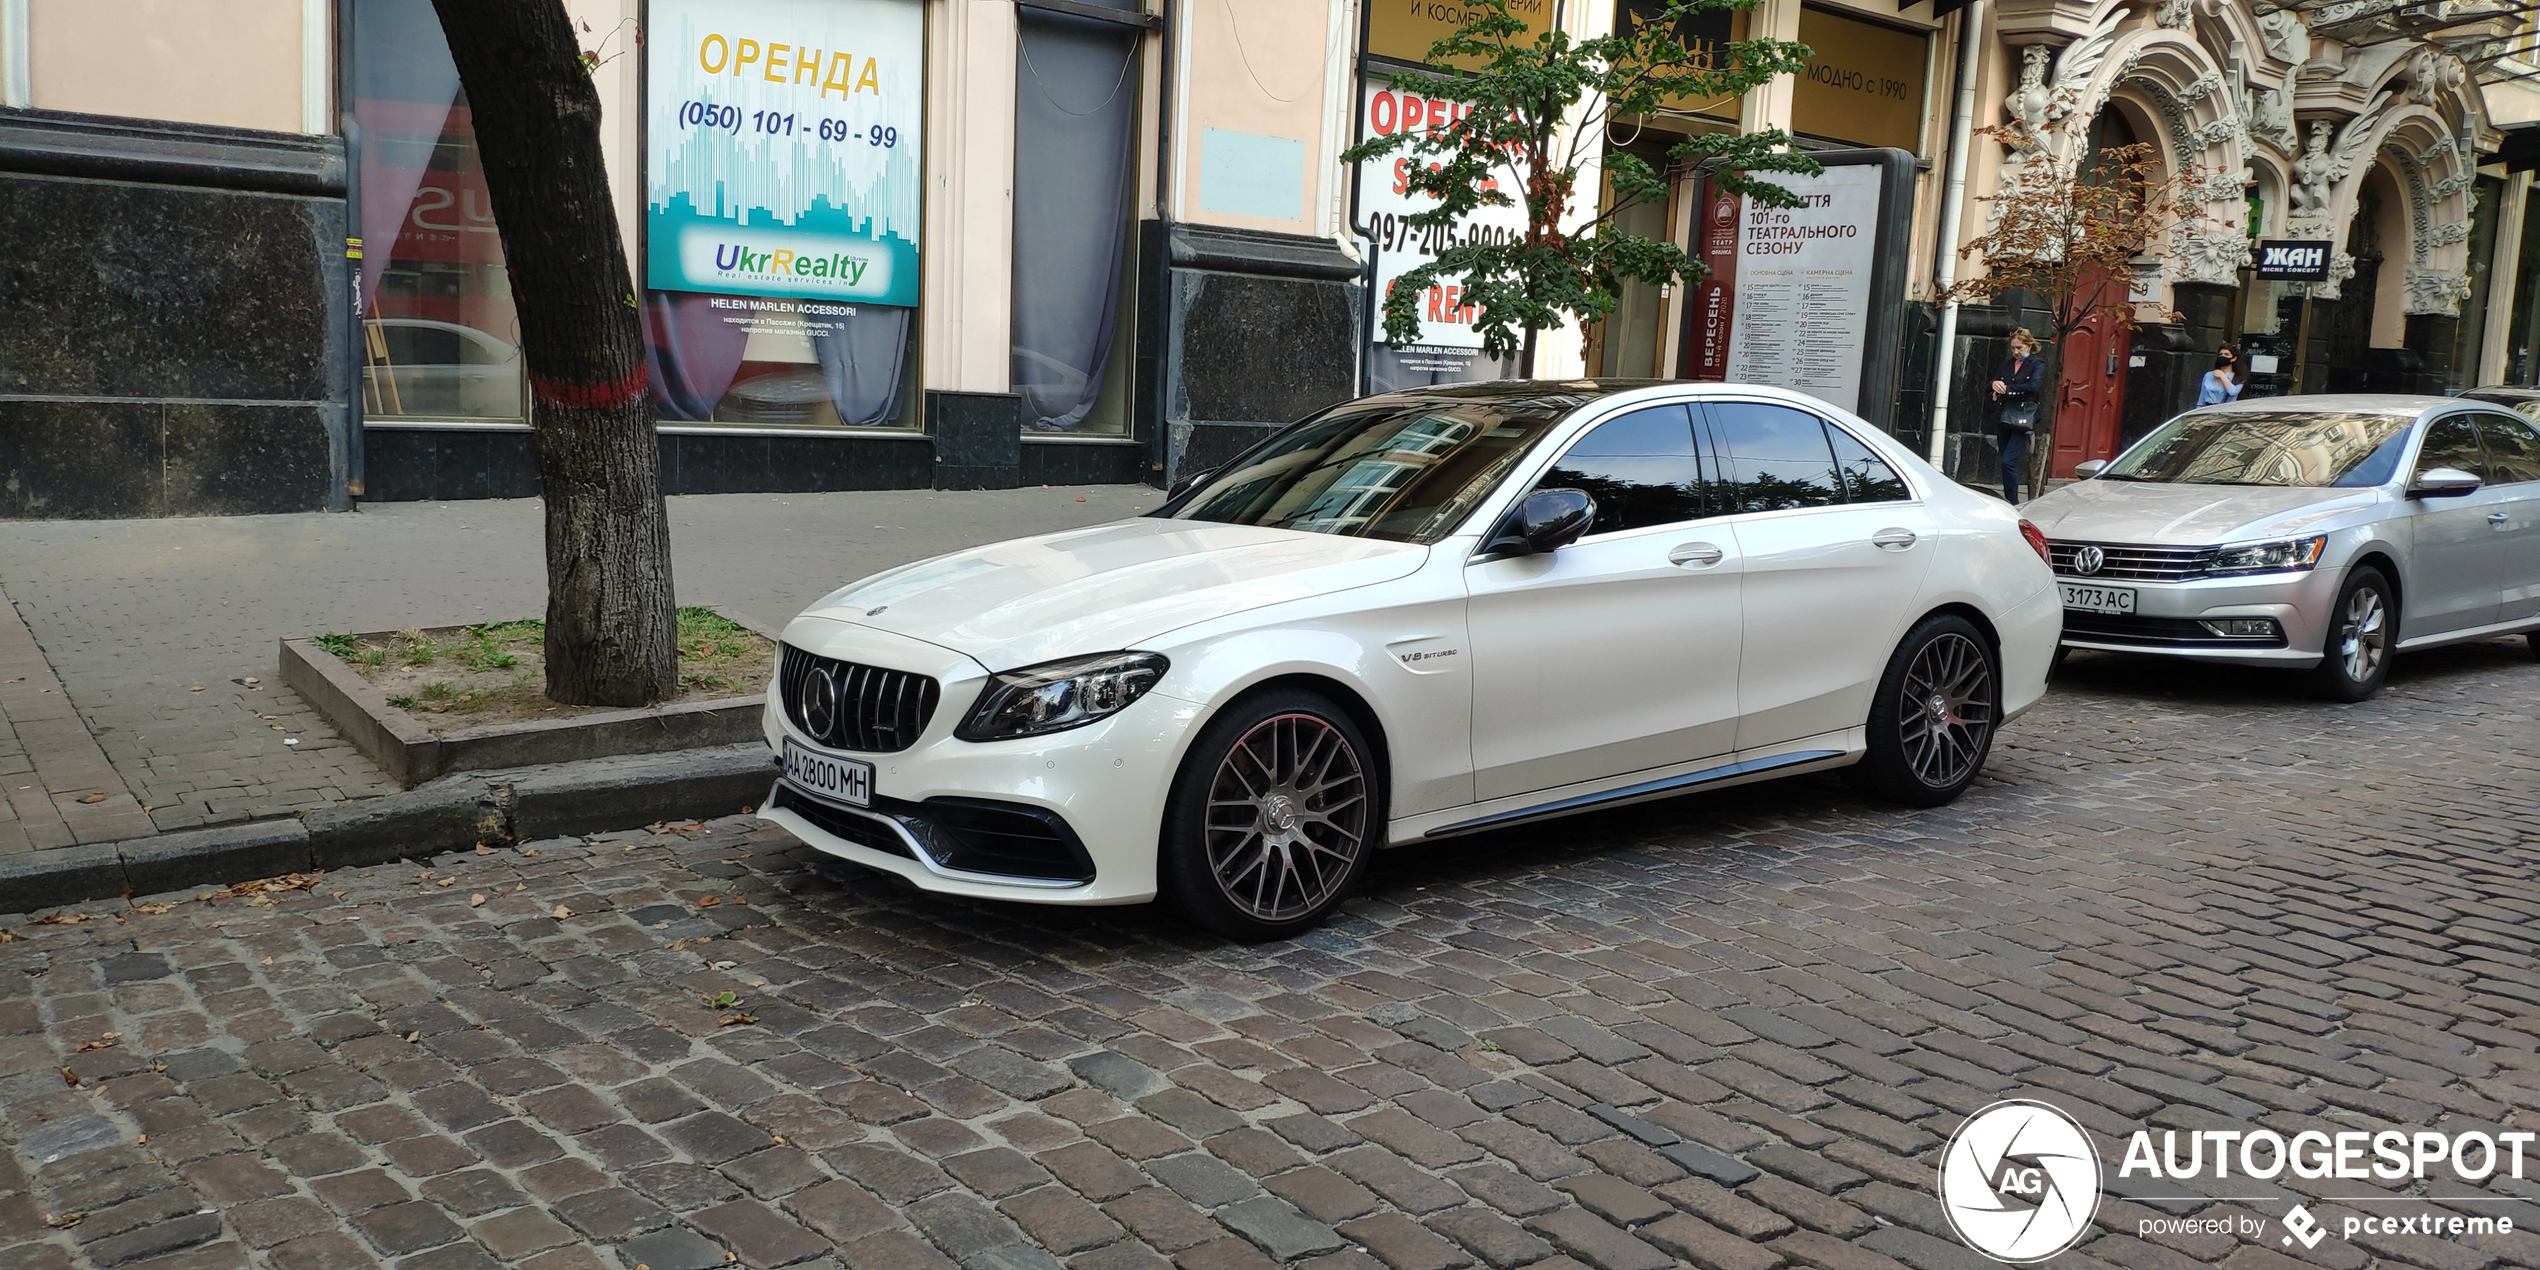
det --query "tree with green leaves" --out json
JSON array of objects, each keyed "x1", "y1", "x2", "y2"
[{"x1": 1341, "y1": 0, "x2": 1821, "y2": 372}]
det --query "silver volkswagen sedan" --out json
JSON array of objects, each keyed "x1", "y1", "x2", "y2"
[{"x1": 2021, "y1": 394, "x2": 2540, "y2": 700}]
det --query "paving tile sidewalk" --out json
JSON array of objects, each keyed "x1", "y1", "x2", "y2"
[
  {"x1": 0, "y1": 587, "x2": 153, "y2": 854},
  {"x1": 0, "y1": 486, "x2": 1153, "y2": 847}
]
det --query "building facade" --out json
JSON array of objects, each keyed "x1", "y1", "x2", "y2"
[{"x1": 3, "y1": 0, "x2": 2539, "y2": 517}]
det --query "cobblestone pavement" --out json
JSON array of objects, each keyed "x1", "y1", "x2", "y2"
[
  {"x1": 0, "y1": 487, "x2": 1152, "y2": 840},
  {"x1": 2, "y1": 637, "x2": 2538, "y2": 1270}
]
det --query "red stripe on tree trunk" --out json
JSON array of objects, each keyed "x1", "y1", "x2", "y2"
[{"x1": 530, "y1": 367, "x2": 650, "y2": 409}]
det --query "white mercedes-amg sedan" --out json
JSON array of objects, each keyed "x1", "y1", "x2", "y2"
[{"x1": 760, "y1": 381, "x2": 2061, "y2": 938}]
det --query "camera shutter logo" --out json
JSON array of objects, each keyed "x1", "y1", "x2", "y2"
[
  {"x1": 1938, "y1": 1099, "x2": 2102, "y2": 1262},
  {"x1": 2073, "y1": 545, "x2": 2105, "y2": 576}
]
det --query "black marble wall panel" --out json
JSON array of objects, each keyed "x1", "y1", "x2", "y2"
[
  {"x1": 1020, "y1": 440, "x2": 1144, "y2": 487},
  {"x1": 1174, "y1": 273, "x2": 1359, "y2": 428},
  {"x1": 0, "y1": 400, "x2": 330, "y2": 518},
  {"x1": 929, "y1": 391, "x2": 1023, "y2": 489},
  {"x1": 0, "y1": 173, "x2": 337, "y2": 401},
  {"x1": 361, "y1": 428, "x2": 542, "y2": 503}
]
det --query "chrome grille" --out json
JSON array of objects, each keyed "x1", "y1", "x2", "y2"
[
  {"x1": 779, "y1": 645, "x2": 941, "y2": 753},
  {"x1": 2047, "y1": 540, "x2": 2212, "y2": 583}
]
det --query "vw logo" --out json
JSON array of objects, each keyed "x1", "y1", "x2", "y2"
[
  {"x1": 1938, "y1": 1100, "x2": 2101, "y2": 1263},
  {"x1": 2073, "y1": 545, "x2": 2105, "y2": 575},
  {"x1": 798, "y1": 666, "x2": 840, "y2": 740}
]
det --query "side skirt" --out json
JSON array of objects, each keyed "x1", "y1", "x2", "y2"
[{"x1": 1390, "y1": 732, "x2": 1862, "y2": 843}]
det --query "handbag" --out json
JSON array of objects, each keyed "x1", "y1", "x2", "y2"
[{"x1": 2001, "y1": 401, "x2": 2038, "y2": 433}]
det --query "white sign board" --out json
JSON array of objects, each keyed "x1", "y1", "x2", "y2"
[
  {"x1": 1353, "y1": 82, "x2": 1529, "y2": 351},
  {"x1": 645, "y1": 0, "x2": 925, "y2": 306},
  {"x1": 1691, "y1": 165, "x2": 1882, "y2": 414}
]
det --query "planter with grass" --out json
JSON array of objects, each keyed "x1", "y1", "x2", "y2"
[{"x1": 282, "y1": 608, "x2": 780, "y2": 786}]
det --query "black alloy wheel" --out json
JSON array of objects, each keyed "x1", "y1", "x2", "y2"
[
  {"x1": 1161, "y1": 689, "x2": 1378, "y2": 941},
  {"x1": 1851, "y1": 613, "x2": 1999, "y2": 807}
]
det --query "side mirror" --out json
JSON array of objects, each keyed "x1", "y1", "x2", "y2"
[
  {"x1": 2408, "y1": 467, "x2": 2482, "y2": 499},
  {"x1": 1483, "y1": 488, "x2": 1597, "y2": 557},
  {"x1": 1165, "y1": 466, "x2": 1217, "y2": 500},
  {"x1": 2073, "y1": 459, "x2": 2110, "y2": 479}
]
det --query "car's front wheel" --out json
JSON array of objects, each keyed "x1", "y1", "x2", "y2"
[
  {"x1": 1160, "y1": 689, "x2": 1379, "y2": 941},
  {"x1": 1850, "y1": 614, "x2": 1999, "y2": 807},
  {"x1": 2310, "y1": 567, "x2": 2393, "y2": 702}
]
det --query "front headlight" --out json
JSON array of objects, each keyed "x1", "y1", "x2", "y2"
[
  {"x1": 956, "y1": 651, "x2": 1169, "y2": 741},
  {"x1": 2202, "y1": 535, "x2": 2326, "y2": 577}
]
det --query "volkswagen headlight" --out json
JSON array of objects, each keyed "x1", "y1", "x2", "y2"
[
  {"x1": 956, "y1": 652, "x2": 1169, "y2": 741},
  {"x1": 2203, "y1": 535, "x2": 2326, "y2": 577}
]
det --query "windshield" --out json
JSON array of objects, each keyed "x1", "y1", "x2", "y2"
[
  {"x1": 1160, "y1": 399, "x2": 1572, "y2": 543},
  {"x1": 2102, "y1": 410, "x2": 2417, "y2": 487}
]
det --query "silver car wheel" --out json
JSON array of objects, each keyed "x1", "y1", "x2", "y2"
[
  {"x1": 1898, "y1": 632, "x2": 1996, "y2": 789},
  {"x1": 2338, "y1": 585, "x2": 2387, "y2": 683},
  {"x1": 1204, "y1": 713, "x2": 1368, "y2": 923}
]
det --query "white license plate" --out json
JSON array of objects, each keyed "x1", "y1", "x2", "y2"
[
  {"x1": 2059, "y1": 582, "x2": 2137, "y2": 615},
  {"x1": 780, "y1": 738, "x2": 873, "y2": 808}
]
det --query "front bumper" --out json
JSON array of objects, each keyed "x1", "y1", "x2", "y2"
[
  {"x1": 756, "y1": 617, "x2": 1201, "y2": 905},
  {"x1": 2055, "y1": 565, "x2": 2344, "y2": 668}
]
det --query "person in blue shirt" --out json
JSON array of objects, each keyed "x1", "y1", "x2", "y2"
[
  {"x1": 1990, "y1": 329, "x2": 2043, "y2": 503},
  {"x1": 2196, "y1": 346, "x2": 2244, "y2": 406}
]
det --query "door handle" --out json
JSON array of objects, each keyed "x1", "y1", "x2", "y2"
[
  {"x1": 2490, "y1": 512, "x2": 2511, "y2": 526},
  {"x1": 1871, "y1": 527, "x2": 1919, "y2": 551},
  {"x1": 1668, "y1": 542, "x2": 1725, "y2": 567}
]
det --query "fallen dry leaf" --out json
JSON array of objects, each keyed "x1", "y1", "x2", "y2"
[
  {"x1": 552, "y1": 905, "x2": 573, "y2": 920},
  {"x1": 468, "y1": 894, "x2": 485, "y2": 908},
  {"x1": 74, "y1": 1034, "x2": 120, "y2": 1053},
  {"x1": 475, "y1": 844, "x2": 494, "y2": 855},
  {"x1": 33, "y1": 911, "x2": 89, "y2": 925},
  {"x1": 43, "y1": 1212, "x2": 81, "y2": 1228},
  {"x1": 77, "y1": 792, "x2": 106, "y2": 804},
  {"x1": 698, "y1": 896, "x2": 721, "y2": 907},
  {"x1": 131, "y1": 902, "x2": 173, "y2": 915},
  {"x1": 59, "y1": 1067, "x2": 78, "y2": 1086},
  {"x1": 436, "y1": 878, "x2": 455, "y2": 888}
]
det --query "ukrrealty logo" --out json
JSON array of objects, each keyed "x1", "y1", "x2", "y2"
[
  {"x1": 672, "y1": 224, "x2": 896, "y2": 302},
  {"x1": 1938, "y1": 1100, "x2": 2103, "y2": 1262}
]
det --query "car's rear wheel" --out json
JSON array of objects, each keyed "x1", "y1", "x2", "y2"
[
  {"x1": 2310, "y1": 567, "x2": 2393, "y2": 702},
  {"x1": 1850, "y1": 614, "x2": 1998, "y2": 807},
  {"x1": 1161, "y1": 690, "x2": 1378, "y2": 941}
]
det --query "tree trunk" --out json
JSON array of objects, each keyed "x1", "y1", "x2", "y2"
[
  {"x1": 2028, "y1": 342, "x2": 2060, "y2": 500},
  {"x1": 431, "y1": 0, "x2": 678, "y2": 706}
]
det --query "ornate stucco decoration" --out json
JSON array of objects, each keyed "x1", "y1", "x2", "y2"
[
  {"x1": 2305, "y1": 251, "x2": 2357, "y2": 300},
  {"x1": 2288, "y1": 120, "x2": 2335, "y2": 232},
  {"x1": 2255, "y1": 6, "x2": 2310, "y2": 64},
  {"x1": 2175, "y1": 230, "x2": 2256, "y2": 284},
  {"x1": 2403, "y1": 266, "x2": 2472, "y2": 315}
]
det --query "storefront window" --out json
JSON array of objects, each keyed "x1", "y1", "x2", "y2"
[
  {"x1": 1011, "y1": 4, "x2": 1143, "y2": 436},
  {"x1": 641, "y1": 0, "x2": 926, "y2": 430},
  {"x1": 354, "y1": 0, "x2": 524, "y2": 422}
]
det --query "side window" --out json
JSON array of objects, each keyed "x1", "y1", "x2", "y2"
[
  {"x1": 2473, "y1": 413, "x2": 2540, "y2": 485},
  {"x1": 1707, "y1": 402, "x2": 1844, "y2": 512},
  {"x1": 2416, "y1": 416, "x2": 2488, "y2": 481},
  {"x1": 1533, "y1": 404, "x2": 1704, "y2": 536},
  {"x1": 1826, "y1": 425, "x2": 1910, "y2": 503}
]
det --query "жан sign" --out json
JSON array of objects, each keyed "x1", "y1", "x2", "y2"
[
  {"x1": 1683, "y1": 149, "x2": 1916, "y2": 423},
  {"x1": 2253, "y1": 240, "x2": 2332, "y2": 282}
]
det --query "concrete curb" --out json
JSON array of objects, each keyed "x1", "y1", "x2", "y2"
[{"x1": 0, "y1": 742, "x2": 777, "y2": 913}]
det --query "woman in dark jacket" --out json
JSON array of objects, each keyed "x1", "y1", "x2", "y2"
[{"x1": 1990, "y1": 329, "x2": 2043, "y2": 504}]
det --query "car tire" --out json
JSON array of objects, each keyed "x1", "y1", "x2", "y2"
[
  {"x1": 1849, "y1": 614, "x2": 2000, "y2": 808},
  {"x1": 2527, "y1": 630, "x2": 2539, "y2": 662},
  {"x1": 1160, "y1": 689, "x2": 1381, "y2": 941},
  {"x1": 2310, "y1": 567, "x2": 2394, "y2": 702}
]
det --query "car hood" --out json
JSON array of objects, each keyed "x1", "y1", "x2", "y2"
[
  {"x1": 2022, "y1": 480, "x2": 2383, "y2": 545},
  {"x1": 804, "y1": 517, "x2": 1428, "y2": 670}
]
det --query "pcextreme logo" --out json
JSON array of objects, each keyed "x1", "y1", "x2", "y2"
[{"x1": 1937, "y1": 1100, "x2": 2103, "y2": 1263}]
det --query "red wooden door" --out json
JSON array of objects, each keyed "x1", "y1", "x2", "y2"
[{"x1": 2051, "y1": 313, "x2": 2131, "y2": 479}]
